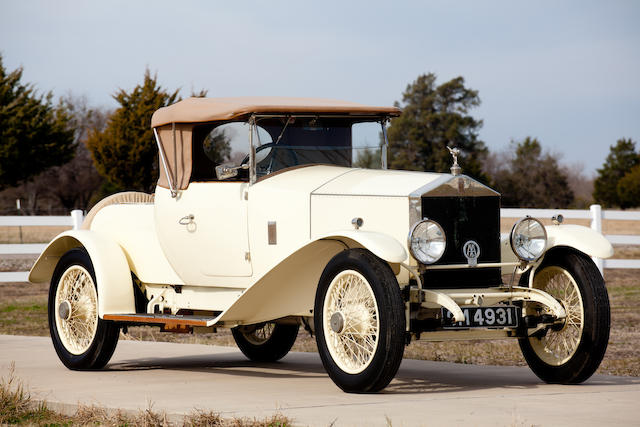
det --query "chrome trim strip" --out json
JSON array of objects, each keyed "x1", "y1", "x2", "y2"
[
  {"x1": 249, "y1": 115, "x2": 256, "y2": 185},
  {"x1": 423, "y1": 262, "x2": 520, "y2": 270},
  {"x1": 380, "y1": 119, "x2": 388, "y2": 170},
  {"x1": 411, "y1": 174, "x2": 500, "y2": 198},
  {"x1": 409, "y1": 174, "x2": 454, "y2": 199}
]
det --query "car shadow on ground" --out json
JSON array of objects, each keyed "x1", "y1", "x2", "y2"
[
  {"x1": 108, "y1": 351, "x2": 328, "y2": 380},
  {"x1": 106, "y1": 351, "x2": 640, "y2": 395}
]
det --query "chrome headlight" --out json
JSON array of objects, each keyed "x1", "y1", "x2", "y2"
[
  {"x1": 408, "y1": 219, "x2": 446, "y2": 264},
  {"x1": 510, "y1": 217, "x2": 547, "y2": 261}
]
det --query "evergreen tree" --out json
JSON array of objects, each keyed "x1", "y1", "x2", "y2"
[
  {"x1": 387, "y1": 73, "x2": 487, "y2": 181},
  {"x1": 616, "y1": 164, "x2": 640, "y2": 209},
  {"x1": 203, "y1": 128, "x2": 232, "y2": 165},
  {"x1": 354, "y1": 147, "x2": 382, "y2": 169},
  {"x1": 593, "y1": 138, "x2": 639, "y2": 208},
  {"x1": 491, "y1": 137, "x2": 574, "y2": 208},
  {"x1": 0, "y1": 55, "x2": 75, "y2": 190},
  {"x1": 87, "y1": 70, "x2": 179, "y2": 193}
]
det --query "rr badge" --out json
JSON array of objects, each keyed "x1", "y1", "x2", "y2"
[{"x1": 463, "y1": 240, "x2": 480, "y2": 267}]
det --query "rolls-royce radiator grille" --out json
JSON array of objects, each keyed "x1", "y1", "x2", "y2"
[{"x1": 420, "y1": 195, "x2": 501, "y2": 289}]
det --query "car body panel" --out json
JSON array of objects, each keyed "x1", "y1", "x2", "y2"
[
  {"x1": 545, "y1": 224, "x2": 614, "y2": 259},
  {"x1": 312, "y1": 168, "x2": 444, "y2": 197},
  {"x1": 154, "y1": 182, "x2": 253, "y2": 283},
  {"x1": 91, "y1": 204, "x2": 184, "y2": 285},
  {"x1": 29, "y1": 230, "x2": 135, "y2": 317},
  {"x1": 218, "y1": 239, "x2": 346, "y2": 324}
]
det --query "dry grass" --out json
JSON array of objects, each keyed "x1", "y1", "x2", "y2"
[
  {"x1": 0, "y1": 363, "x2": 53, "y2": 424},
  {"x1": 0, "y1": 363, "x2": 292, "y2": 426}
]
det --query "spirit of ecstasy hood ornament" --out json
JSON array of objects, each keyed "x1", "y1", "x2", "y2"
[{"x1": 447, "y1": 146, "x2": 461, "y2": 176}]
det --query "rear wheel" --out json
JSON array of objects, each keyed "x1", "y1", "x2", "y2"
[
  {"x1": 519, "y1": 250, "x2": 610, "y2": 384},
  {"x1": 48, "y1": 248, "x2": 120, "y2": 370},
  {"x1": 232, "y1": 322, "x2": 299, "y2": 362},
  {"x1": 314, "y1": 249, "x2": 405, "y2": 393}
]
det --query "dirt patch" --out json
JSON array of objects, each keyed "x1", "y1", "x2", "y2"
[
  {"x1": 0, "y1": 226, "x2": 69, "y2": 244},
  {"x1": 0, "y1": 255, "x2": 38, "y2": 273}
]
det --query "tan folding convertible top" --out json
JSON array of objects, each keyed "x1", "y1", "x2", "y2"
[
  {"x1": 153, "y1": 97, "x2": 400, "y2": 191},
  {"x1": 151, "y1": 97, "x2": 401, "y2": 128}
]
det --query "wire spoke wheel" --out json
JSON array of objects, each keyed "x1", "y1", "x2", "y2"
[
  {"x1": 55, "y1": 265, "x2": 99, "y2": 355},
  {"x1": 48, "y1": 248, "x2": 120, "y2": 370},
  {"x1": 232, "y1": 322, "x2": 299, "y2": 362},
  {"x1": 323, "y1": 270, "x2": 379, "y2": 374},
  {"x1": 529, "y1": 266, "x2": 584, "y2": 366},
  {"x1": 518, "y1": 250, "x2": 610, "y2": 384},
  {"x1": 315, "y1": 249, "x2": 405, "y2": 393},
  {"x1": 241, "y1": 323, "x2": 276, "y2": 345}
]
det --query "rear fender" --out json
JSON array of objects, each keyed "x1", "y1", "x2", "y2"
[{"x1": 29, "y1": 230, "x2": 135, "y2": 317}]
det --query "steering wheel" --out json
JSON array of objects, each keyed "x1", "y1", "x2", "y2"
[{"x1": 241, "y1": 143, "x2": 299, "y2": 177}]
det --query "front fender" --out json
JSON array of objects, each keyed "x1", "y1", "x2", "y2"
[
  {"x1": 29, "y1": 230, "x2": 135, "y2": 317},
  {"x1": 318, "y1": 230, "x2": 408, "y2": 264},
  {"x1": 545, "y1": 224, "x2": 613, "y2": 259}
]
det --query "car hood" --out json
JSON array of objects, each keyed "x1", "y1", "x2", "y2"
[
  {"x1": 255, "y1": 165, "x2": 496, "y2": 198},
  {"x1": 311, "y1": 167, "x2": 451, "y2": 197}
]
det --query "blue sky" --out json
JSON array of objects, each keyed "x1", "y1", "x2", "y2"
[{"x1": 1, "y1": 0, "x2": 639, "y2": 175}]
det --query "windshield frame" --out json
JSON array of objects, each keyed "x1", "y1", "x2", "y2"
[{"x1": 247, "y1": 114, "x2": 391, "y2": 184}]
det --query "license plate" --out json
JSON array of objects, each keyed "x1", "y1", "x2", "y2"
[{"x1": 441, "y1": 306, "x2": 520, "y2": 329}]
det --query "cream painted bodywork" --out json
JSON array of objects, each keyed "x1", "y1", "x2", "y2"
[
  {"x1": 154, "y1": 182, "x2": 252, "y2": 283},
  {"x1": 30, "y1": 163, "x2": 614, "y2": 328},
  {"x1": 545, "y1": 224, "x2": 614, "y2": 258},
  {"x1": 28, "y1": 230, "x2": 135, "y2": 317},
  {"x1": 90, "y1": 204, "x2": 184, "y2": 285}
]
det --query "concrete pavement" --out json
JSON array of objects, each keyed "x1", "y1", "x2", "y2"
[{"x1": 1, "y1": 335, "x2": 638, "y2": 426}]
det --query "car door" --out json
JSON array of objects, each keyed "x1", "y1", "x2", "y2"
[{"x1": 154, "y1": 182, "x2": 252, "y2": 285}]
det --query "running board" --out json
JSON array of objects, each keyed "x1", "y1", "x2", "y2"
[{"x1": 103, "y1": 313, "x2": 218, "y2": 328}]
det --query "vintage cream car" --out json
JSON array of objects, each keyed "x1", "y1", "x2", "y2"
[{"x1": 29, "y1": 97, "x2": 613, "y2": 393}]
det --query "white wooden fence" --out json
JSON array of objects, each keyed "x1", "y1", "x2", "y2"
[
  {"x1": 500, "y1": 205, "x2": 640, "y2": 272},
  {"x1": 0, "y1": 210, "x2": 84, "y2": 282},
  {"x1": 1, "y1": 205, "x2": 639, "y2": 283}
]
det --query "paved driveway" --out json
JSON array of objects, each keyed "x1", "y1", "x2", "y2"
[{"x1": 1, "y1": 335, "x2": 638, "y2": 426}]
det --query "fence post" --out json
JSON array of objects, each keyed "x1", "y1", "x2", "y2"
[
  {"x1": 590, "y1": 204, "x2": 604, "y2": 275},
  {"x1": 70, "y1": 210, "x2": 84, "y2": 230}
]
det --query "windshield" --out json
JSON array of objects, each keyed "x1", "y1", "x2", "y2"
[
  {"x1": 253, "y1": 117, "x2": 354, "y2": 177},
  {"x1": 190, "y1": 116, "x2": 386, "y2": 183}
]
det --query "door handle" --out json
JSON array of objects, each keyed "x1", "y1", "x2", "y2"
[{"x1": 178, "y1": 214, "x2": 194, "y2": 225}]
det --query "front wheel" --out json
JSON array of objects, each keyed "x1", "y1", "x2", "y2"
[
  {"x1": 519, "y1": 250, "x2": 610, "y2": 384},
  {"x1": 48, "y1": 248, "x2": 120, "y2": 370},
  {"x1": 314, "y1": 249, "x2": 405, "y2": 393}
]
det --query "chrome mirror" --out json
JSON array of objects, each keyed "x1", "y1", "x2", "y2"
[{"x1": 215, "y1": 163, "x2": 249, "y2": 180}]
